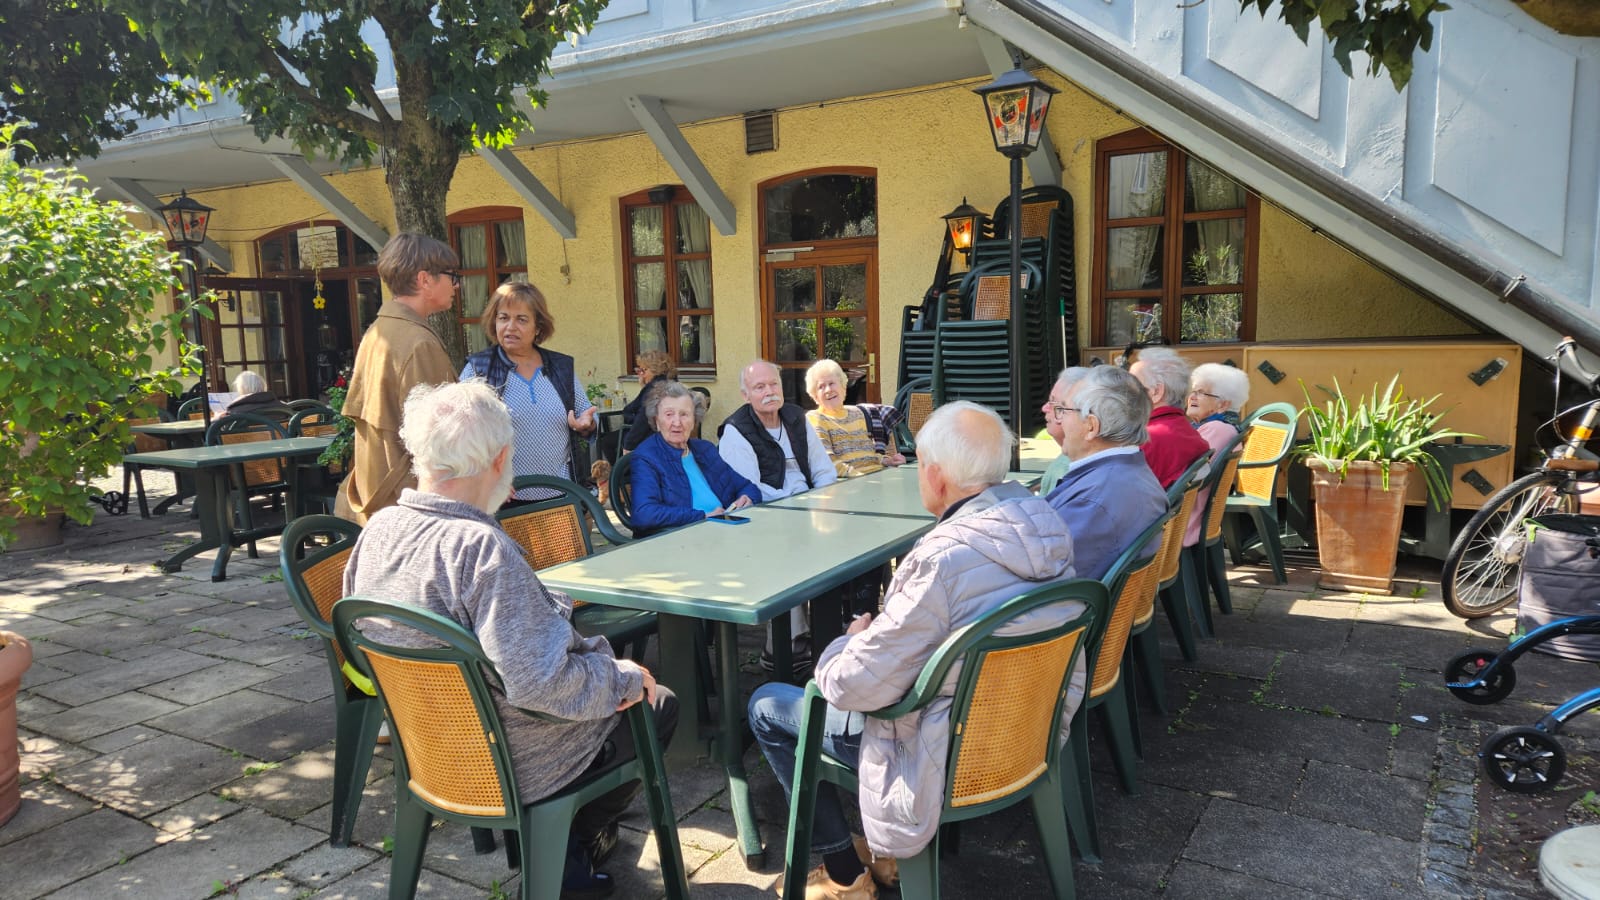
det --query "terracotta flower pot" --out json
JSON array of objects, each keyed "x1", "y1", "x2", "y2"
[
  {"x1": 0, "y1": 502, "x2": 65, "y2": 553},
  {"x1": 1309, "y1": 459, "x2": 1411, "y2": 595},
  {"x1": 0, "y1": 630, "x2": 33, "y2": 828}
]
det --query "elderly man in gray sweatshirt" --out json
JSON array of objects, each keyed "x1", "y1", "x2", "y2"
[
  {"x1": 344, "y1": 379, "x2": 674, "y2": 897},
  {"x1": 748, "y1": 401, "x2": 1084, "y2": 900}
]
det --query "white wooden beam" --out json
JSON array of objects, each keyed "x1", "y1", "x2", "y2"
[
  {"x1": 104, "y1": 177, "x2": 234, "y2": 270},
  {"x1": 266, "y1": 155, "x2": 390, "y2": 251},
  {"x1": 626, "y1": 95, "x2": 737, "y2": 236},
  {"x1": 476, "y1": 147, "x2": 577, "y2": 239},
  {"x1": 975, "y1": 30, "x2": 1063, "y2": 189}
]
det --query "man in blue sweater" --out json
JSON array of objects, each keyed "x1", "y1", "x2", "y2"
[{"x1": 1041, "y1": 365, "x2": 1168, "y2": 580}]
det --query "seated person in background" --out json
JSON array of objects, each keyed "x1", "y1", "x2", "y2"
[
  {"x1": 805, "y1": 359, "x2": 904, "y2": 478},
  {"x1": 1127, "y1": 347, "x2": 1210, "y2": 488},
  {"x1": 718, "y1": 360, "x2": 837, "y2": 502},
  {"x1": 749, "y1": 401, "x2": 1084, "y2": 899},
  {"x1": 343, "y1": 380, "x2": 675, "y2": 896},
  {"x1": 621, "y1": 349, "x2": 675, "y2": 454},
  {"x1": 629, "y1": 381, "x2": 760, "y2": 536},
  {"x1": 1041, "y1": 365, "x2": 1167, "y2": 580},
  {"x1": 223, "y1": 371, "x2": 293, "y2": 420},
  {"x1": 1184, "y1": 362, "x2": 1251, "y2": 546}
]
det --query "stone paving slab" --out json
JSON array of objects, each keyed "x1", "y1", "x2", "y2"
[
  {"x1": 54, "y1": 732, "x2": 247, "y2": 817},
  {"x1": 1183, "y1": 799, "x2": 1424, "y2": 899},
  {"x1": 0, "y1": 807, "x2": 160, "y2": 899},
  {"x1": 46, "y1": 807, "x2": 324, "y2": 899}
]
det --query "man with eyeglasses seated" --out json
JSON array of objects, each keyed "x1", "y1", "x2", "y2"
[
  {"x1": 336, "y1": 232, "x2": 462, "y2": 525},
  {"x1": 1039, "y1": 365, "x2": 1168, "y2": 580},
  {"x1": 1127, "y1": 346, "x2": 1211, "y2": 489}
]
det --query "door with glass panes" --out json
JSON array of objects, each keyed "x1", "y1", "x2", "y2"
[{"x1": 764, "y1": 251, "x2": 878, "y2": 404}]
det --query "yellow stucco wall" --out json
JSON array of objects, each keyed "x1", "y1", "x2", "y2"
[{"x1": 159, "y1": 68, "x2": 1471, "y2": 419}]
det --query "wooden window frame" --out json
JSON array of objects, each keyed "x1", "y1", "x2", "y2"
[
  {"x1": 619, "y1": 187, "x2": 716, "y2": 375},
  {"x1": 448, "y1": 206, "x2": 529, "y2": 343},
  {"x1": 1091, "y1": 129, "x2": 1259, "y2": 345}
]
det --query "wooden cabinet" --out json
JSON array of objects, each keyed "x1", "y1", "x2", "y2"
[{"x1": 1083, "y1": 338, "x2": 1522, "y2": 510}]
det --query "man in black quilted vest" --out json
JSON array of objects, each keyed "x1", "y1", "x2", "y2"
[
  {"x1": 718, "y1": 359, "x2": 840, "y2": 676},
  {"x1": 717, "y1": 359, "x2": 836, "y2": 500}
]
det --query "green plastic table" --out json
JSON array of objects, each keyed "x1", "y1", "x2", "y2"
[
  {"x1": 539, "y1": 503, "x2": 932, "y2": 866},
  {"x1": 128, "y1": 420, "x2": 210, "y2": 514},
  {"x1": 122, "y1": 436, "x2": 331, "y2": 581},
  {"x1": 770, "y1": 466, "x2": 1043, "y2": 518},
  {"x1": 1018, "y1": 437, "x2": 1064, "y2": 473}
]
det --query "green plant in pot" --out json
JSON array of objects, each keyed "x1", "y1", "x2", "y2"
[
  {"x1": 1299, "y1": 376, "x2": 1474, "y2": 594},
  {"x1": 0, "y1": 123, "x2": 199, "y2": 550}
]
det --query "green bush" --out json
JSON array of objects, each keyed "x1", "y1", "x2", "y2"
[{"x1": 0, "y1": 123, "x2": 199, "y2": 547}]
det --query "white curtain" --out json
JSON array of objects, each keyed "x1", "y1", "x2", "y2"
[
  {"x1": 1105, "y1": 151, "x2": 1166, "y2": 292},
  {"x1": 496, "y1": 219, "x2": 527, "y2": 267}
]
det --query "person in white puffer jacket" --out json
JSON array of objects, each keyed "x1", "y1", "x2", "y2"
[{"x1": 749, "y1": 400, "x2": 1086, "y2": 900}]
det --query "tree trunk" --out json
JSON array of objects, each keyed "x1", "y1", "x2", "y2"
[{"x1": 387, "y1": 59, "x2": 467, "y2": 369}]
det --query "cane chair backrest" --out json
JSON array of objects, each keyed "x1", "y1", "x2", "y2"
[
  {"x1": 1232, "y1": 403, "x2": 1299, "y2": 502},
  {"x1": 1089, "y1": 512, "x2": 1170, "y2": 699}
]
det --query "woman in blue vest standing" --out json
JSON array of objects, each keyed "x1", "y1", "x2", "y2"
[{"x1": 460, "y1": 281, "x2": 596, "y2": 506}]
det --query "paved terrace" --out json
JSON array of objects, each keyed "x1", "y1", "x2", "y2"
[{"x1": 2, "y1": 480, "x2": 1595, "y2": 899}]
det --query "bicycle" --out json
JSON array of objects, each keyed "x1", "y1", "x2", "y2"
[{"x1": 1441, "y1": 337, "x2": 1600, "y2": 618}]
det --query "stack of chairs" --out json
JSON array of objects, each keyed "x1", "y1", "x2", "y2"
[
  {"x1": 932, "y1": 259, "x2": 1048, "y2": 434},
  {"x1": 974, "y1": 184, "x2": 1077, "y2": 379}
]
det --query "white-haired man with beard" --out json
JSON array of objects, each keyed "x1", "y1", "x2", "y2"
[
  {"x1": 717, "y1": 359, "x2": 837, "y2": 501},
  {"x1": 344, "y1": 379, "x2": 674, "y2": 897}
]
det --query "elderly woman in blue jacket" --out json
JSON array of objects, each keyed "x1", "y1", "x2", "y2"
[{"x1": 630, "y1": 381, "x2": 760, "y2": 536}]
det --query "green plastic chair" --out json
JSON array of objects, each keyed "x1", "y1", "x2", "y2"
[
  {"x1": 1223, "y1": 402, "x2": 1300, "y2": 584},
  {"x1": 1128, "y1": 452, "x2": 1212, "y2": 720},
  {"x1": 206, "y1": 412, "x2": 290, "y2": 558},
  {"x1": 176, "y1": 396, "x2": 206, "y2": 420},
  {"x1": 779, "y1": 578, "x2": 1105, "y2": 900},
  {"x1": 495, "y1": 474, "x2": 656, "y2": 661},
  {"x1": 607, "y1": 453, "x2": 637, "y2": 534},
  {"x1": 1185, "y1": 428, "x2": 1249, "y2": 634},
  {"x1": 1064, "y1": 510, "x2": 1172, "y2": 862},
  {"x1": 279, "y1": 514, "x2": 377, "y2": 847},
  {"x1": 332, "y1": 597, "x2": 690, "y2": 900}
]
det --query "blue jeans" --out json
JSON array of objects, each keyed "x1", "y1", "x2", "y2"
[{"x1": 748, "y1": 681, "x2": 864, "y2": 856}]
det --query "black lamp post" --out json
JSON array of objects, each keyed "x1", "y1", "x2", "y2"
[
  {"x1": 941, "y1": 198, "x2": 983, "y2": 263},
  {"x1": 156, "y1": 190, "x2": 216, "y2": 429},
  {"x1": 974, "y1": 64, "x2": 1057, "y2": 467}
]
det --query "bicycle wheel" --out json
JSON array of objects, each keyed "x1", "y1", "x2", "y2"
[{"x1": 1441, "y1": 472, "x2": 1577, "y2": 618}]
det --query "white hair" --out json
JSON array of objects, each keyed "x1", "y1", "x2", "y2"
[
  {"x1": 1130, "y1": 346, "x2": 1192, "y2": 407},
  {"x1": 804, "y1": 358, "x2": 847, "y2": 396},
  {"x1": 915, "y1": 400, "x2": 1014, "y2": 489},
  {"x1": 1069, "y1": 365, "x2": 1150, "y2": 447},
  {"x1": 645, "y1": 381, "x2": 706, "y2": 426},
  {"x1": 399, "y1": 380, "x2": 513, "y2": 484},
  {"x1": 1191, "y1": 362, "x2": 1250, "y2": 411},
  {"x1": 233, "y1": 371, "x2": 267, "y2": 395}
]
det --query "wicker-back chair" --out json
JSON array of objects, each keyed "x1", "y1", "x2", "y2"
[
  {"x1": 332, "y1": 597, "x2": 690, "y2": 900},
  {"x1": 780, "y1": 578, "x2": 1104, "y2": 899},
  {"x1": 891, "y1": 376, "x2": 934, "y2": 457},
  {"x1": 279, "y1": 515, "x2": 376, "y2": 847},
  {"x1": 1064, "y1": 510, "x2": 1171, "y2": 862},
  {"x1": 1187, "y1": 429, "x2": 1249, "y2": 634},
  {"x1": 206, "y1": 413, "x2": 289, "y2": 557},
  {"x1": 495, "y1": 475, "x2": 655, "y2": 660},
  {"x1": 607, "y1": 454, "x2": 637, "y2": 533},
  {"x1": 1223, "y1": 402, "x2": 1300, "y2": 584}
]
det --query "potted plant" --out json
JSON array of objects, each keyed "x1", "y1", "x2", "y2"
[
  {"x1": 0, "y1": 124, "x2": 197, "y2": 550},
  {"x1": 1300, "y1": 376, "x2": 1473, "y2": 594},
  {"x1": 0, "y1": 630, "x2": 31, "y2": 827}
]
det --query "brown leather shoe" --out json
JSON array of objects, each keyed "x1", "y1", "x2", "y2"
[
  {"x1": 802, "y1": 865, "x2": 876, "y2": 900},
  {"x1": 852, "y1": 836, "x2": 898, "y2": 888}
]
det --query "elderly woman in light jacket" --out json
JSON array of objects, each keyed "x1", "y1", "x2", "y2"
[{"x1": 1183, "y1": 362, "x2": 1251, "y2": 547}]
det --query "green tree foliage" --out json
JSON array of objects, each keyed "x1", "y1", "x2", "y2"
[
  {"x1": 1239, "y1": 0, "x2": 1451, "y2": 90},
  {"x1": 0, "y1": 124, "x2": 198, "y2": 547},
  {"x1": 1, "y1": 0, "x2": 204, "y2": 164},
  {"x1": 106, "y1": 0, "x2": 610, "y2": 362}
]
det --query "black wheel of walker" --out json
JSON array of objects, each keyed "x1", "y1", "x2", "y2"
[
  {"x1": 1444, "y1": 649, "x2": 1516, "y2": 705},
  {"x1": 1480, "y1": 726, "x2": 1566, "y2": 793}
]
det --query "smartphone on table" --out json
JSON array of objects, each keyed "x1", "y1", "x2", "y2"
[{"x1": 706, "y1": 513, "x2": 750, "y2": 525}]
